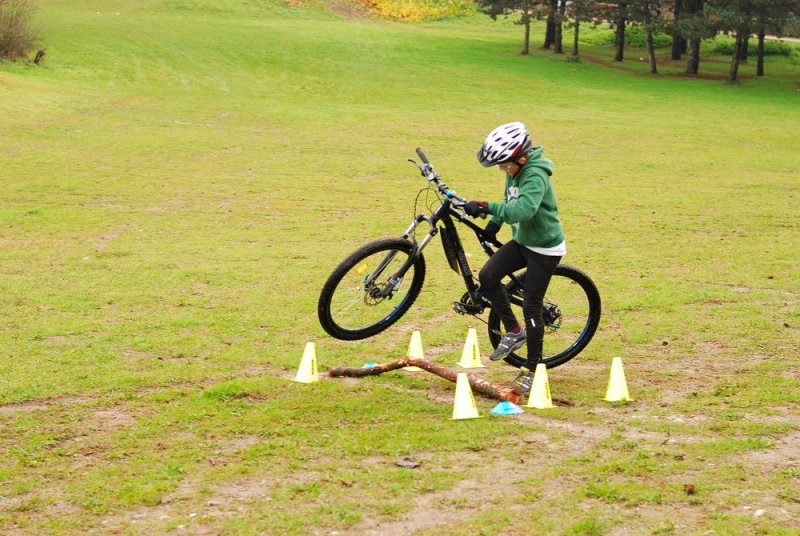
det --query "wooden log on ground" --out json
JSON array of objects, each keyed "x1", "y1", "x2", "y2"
[{"x1": 329, "y1": 358, "x2": 576, "y2": 405}]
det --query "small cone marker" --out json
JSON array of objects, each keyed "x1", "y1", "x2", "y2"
[
  {"x1": 526, "y1": 363, "x2": 555, "y2": 409},
  {"x1": 292, "y1": 342, "x2": 319, "y2": 384},
  {"x1": 604, "y1": 356, "x2": 632, "y2": 402},
  {"x1": 457, "y1": 328, "x2": 485, "y2": 369},
  {"x1": 452, "y1": 372, "x2": 481, "y2": 420},
  {"x1": 405, "y1": 330, "x2": 424, "y2": 371},
  {"x1": 491, "y1": 400, "x2": 524, "y2": 416}
]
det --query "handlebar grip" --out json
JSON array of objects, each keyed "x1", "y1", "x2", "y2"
[{"x1": 415, "y1": 147, "x2": 429, "y2": 164}]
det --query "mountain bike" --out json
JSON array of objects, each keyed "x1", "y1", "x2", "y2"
[{"x1": 317, "y1": 149, "x2": 601, "y2": 369}]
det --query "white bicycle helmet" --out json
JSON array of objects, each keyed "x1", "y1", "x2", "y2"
[{"x1": 476, "y1": 121, "x2": 532, "y2": 167}]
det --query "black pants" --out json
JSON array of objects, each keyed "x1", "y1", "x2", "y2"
[{"x1": 478, "y1": 240, "x2": 560, "y2": 367}]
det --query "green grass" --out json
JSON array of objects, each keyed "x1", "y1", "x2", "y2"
[{"x1": 1, "y1": 1, "x2": 799, "y2": 534}]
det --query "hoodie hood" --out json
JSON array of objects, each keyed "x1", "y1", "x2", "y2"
[{"x1": 522, "y1": 146, "x2": 554, "y2": 177}]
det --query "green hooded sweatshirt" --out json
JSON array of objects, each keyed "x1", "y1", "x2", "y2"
[{"x1": 487, "y1": 146, "x2": 565, "y2": 249}]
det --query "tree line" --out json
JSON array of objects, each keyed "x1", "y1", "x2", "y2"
[{"x1": 477, "y1": 0, "x2": 800, "y2": 81}]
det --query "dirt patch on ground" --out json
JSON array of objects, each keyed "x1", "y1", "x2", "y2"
[
  {"x1": 350, "y1": 451, "x2": 559, "y2": 535},
  {"x1": 0, "y1": 401, "x2": 51, "y2": 414},
  {"x1": 0, "y1": 395, "x2": 99, "y2": 414}
]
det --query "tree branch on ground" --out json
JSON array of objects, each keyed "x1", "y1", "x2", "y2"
[{"x1": 329, "y1": 357, "x2": 574, "y2": 406}]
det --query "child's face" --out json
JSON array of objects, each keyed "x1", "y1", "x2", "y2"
[{"x1": 498, "y1": 161, "x2": 520, "y2": 176}]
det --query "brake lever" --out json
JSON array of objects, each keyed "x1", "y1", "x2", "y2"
[
  {"x1": 408, "y1": 158, "x2": 437, "y2": 180},
  {"x1": 408, "y1": 158, "x2": 423, "y2": 174}
]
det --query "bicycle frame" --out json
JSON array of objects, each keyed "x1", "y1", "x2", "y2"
[
  {"x1": 368, "y1": 148, "x2": 505, "y2": 309},
  {"x1": 400, "y1": 202, "x2": 497, "y2": 298}
]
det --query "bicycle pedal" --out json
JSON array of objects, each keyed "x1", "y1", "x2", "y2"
[{"x1": 452, "y1": 301, "x2": 484, "y2": 315}]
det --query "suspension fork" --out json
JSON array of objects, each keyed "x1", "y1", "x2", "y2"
[{"x1": 367, "y1": 208, "x2": 442, "y2": 297}]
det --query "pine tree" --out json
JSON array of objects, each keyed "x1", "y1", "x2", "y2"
[
  {"x1": 670, "y1": 0, "x2": 687, "y2": 60},
  {"x1": 628, "y1": 0, "x2": 670, "y2": 74},
  {"x1": 565, "y1": 0, "x2": 600, "y2": 58},
  {"x1": 676, "y1": 0, "x2": 711, "y2": 74},
  {"x1": 476, "y1": 0, "x2": 537, "y2": 54}
]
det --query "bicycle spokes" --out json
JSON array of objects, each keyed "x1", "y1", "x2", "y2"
[{"x1": 326, "y1": 244, "x2": 420, "y2": 333}]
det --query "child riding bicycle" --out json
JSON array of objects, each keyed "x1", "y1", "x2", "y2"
[{"x1": 464, "y1": 122, "x2": 566, "y2": 394}]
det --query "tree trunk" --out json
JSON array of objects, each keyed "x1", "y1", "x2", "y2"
[
  {"x1": 522, "y1": 7, "x2": 530, "y2": 55},
  {"x1": 687, "y1": 36, "x2": 700, "y2": 74},
  {"x1": 543, "y1": 0, "x2": 558, "y2": 49},
  {"x1": 728, "y1": 32, "x2": 743, "y2": 82},
  {"x1": 671, "y1": 0, "x2": 684, "y2": 60},
  {"x1": 671, "y1": 34, "x2": 685, "y2": 61},
  {"x1": 544, "y1": 21, "x2": 554, "y2": 49},
  {"x1": 647, "y1": 26, "x2": 657, "y2": 74},
  {"x1": 615, "y1": 22, "x2": 626, "y2": 61},
  {"x1": 756, "y1": 29, "x2": 765, "y2": 76},
  {"x1": 739, "y1": 35, "x2": 749, "y2": 61},
  {"x1": 614, "y1": 3, "x2": 627, "y2": 62},
  {"x1": 684, "y1": 0, "x2": 703, "y2": 74},
  {"x1": 554, "y1": 0, "x2": 566, "y2": 54},
  {"x1": 573, "y1": 19, "x2": 580, "y2": 57},
  {"x1": 554, "y1": 23, "x2": 562, "y2": 53}
]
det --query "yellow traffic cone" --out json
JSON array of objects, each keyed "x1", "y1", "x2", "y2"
[
  {"x1": 405, "y1": 330, "x2": 424, "y2": 371},
  {"x1": 452, "y1": 372, "x2": 481, "y2": 420},
  {"x1": 604, "y1": 356, "x2": 632, "y2": 402},
  {"x1": 526, "y1": 363, "x2": 555, "y2": 409},
  {"x1": 457, "y1": 328, "x2": 485, "y2": 369},
  {"x1": 292, "y1": 341, "x2": 319, "y2": 384}
]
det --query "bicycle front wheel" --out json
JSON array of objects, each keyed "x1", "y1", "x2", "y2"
[
  {"x1": 487, "y1": 264, "x2": 601, "y2": 369},
  {"x1": 318, "y1": 238, "x2": 426, "y2": 340}
]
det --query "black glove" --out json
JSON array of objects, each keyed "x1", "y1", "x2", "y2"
[
  {"x1": 464, "y1": 200, "x2": 489, "y2": 218},
  {"x1": 483, "y1": 221, "x2": 501, "y2": 241}
]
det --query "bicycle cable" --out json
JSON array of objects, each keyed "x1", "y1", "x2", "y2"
[{"x1": 409, "y1": 187, "x2": 428, "y2": 243}]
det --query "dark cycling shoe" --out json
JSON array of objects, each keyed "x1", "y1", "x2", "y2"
[{"x1": 489, "y1": 329, "x2": 526, "y2": 361}]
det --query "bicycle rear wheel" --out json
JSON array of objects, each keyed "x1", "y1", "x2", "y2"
[
  {"x1": 318, "y1": 238, "x2": 426, "y2": 340},
  {"x1": 487, "y1": 264, "x2": 601, "y2": 369}
]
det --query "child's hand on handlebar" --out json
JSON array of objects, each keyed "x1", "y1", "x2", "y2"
[{"x1": 464, "y1": 200, "x2": 489, "y2": 218}]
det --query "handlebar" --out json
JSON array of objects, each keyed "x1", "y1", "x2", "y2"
[{"x1": 409, "y1": 148, "x2": 467, "y2": 205}]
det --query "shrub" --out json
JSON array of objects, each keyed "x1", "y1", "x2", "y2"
[
  {"x1": 625, "y1": 25, "x2": 673, "y2": 48},
  {"x1": 582, "y1": 25, "x2": 672, "y2": 49},
  {"x1": 362, "y1": 0, "x2": 475, "y2": 21},
  {"x1": 0, "y1": 0, "x2": 39, "y2": 61},
  {"x1": 709, "y1": 35, "x2": 797, "y2": 57},
  {"x1": 791, "y1": 48, "x2": 800, "y2": 66}
]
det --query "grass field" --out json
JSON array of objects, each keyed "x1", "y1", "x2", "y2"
[{"x1": 1, "y1": 1, "x2": 799, "y2": 534}]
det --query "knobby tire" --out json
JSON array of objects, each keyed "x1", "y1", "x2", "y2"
[
  {"x1": 318, "y1": 238, "x2": 426, "y2": 340},
  {"x1": 488, "y1": 264, "x2": 601, "y2": 369}
]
